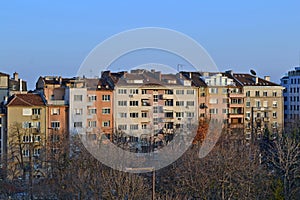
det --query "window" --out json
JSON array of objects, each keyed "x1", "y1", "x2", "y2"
[
  {"x1": 88, "y1": 121, "x2": 97, "y2": 127},
  {"x1": 263, "y1": 92, "x2": 268, "y2": 97},
  {"x1": 142, "y1": 124, "x2": 147, "y2": 129},
  {"x1": 129, "y1": 89, "x2": 139, "y2": 94},
  {"x1": 130, "y1": 124, "x2": 139, "y2": 130},
  {"x1": 32, "y1": 108, "x2": 41, "y2": 115},
  {"x1": 89, "y1": 95, "x2": 97, "y2": 102},
  {"x1": 23, "y1": 149, "x2": 30, "y2": 157},
  {"x1": 186, "y1": 101, "x2": 194, "y2": 106},
  {"x1": 209, "y1": 98, "x2": 218, "y2": 104},
  {"x1": 102, "y1": 95, "x2": 110, "y2": 101},
  {"x1": 118, "y1": 101, "x2": 127, "y2": 106},
  {"x1": 263, "y1": 101, "x2": 268, "y2": 108},
  {"x1": 165, "y1": 112, "x2": 173, "y2": 118},
  {"x1": 51, "y1": 108, "x2": 60, "y2": 115},
  {"x1": 89, "y1": 108, "x2": 97, "y2": 115},
  {"x1": 129, "y1": 101, "x2": 139, "y2": 106},
  {"x1": 176, "y1": 112, "x2": 184, "y2": 118},
  {"x1": 33, "y1": 148, "x2": 41, "y2": 157},
  {"x1": 118, "y1": 124, "x2": 127, "y2": 130},
  {"x1": 222, "y1": 88, "x2": 228, "y2": 94},
  {"x1": 153, "y1": 118, "x2": 159, "y2": 125},
  {"x1": 75, "y1": 108, "x2": 83, "y2": 115},
  {"x1": 142, "y1": 89, "x2": 147, "y2": 94},
  {"x1": 153, "y1": 107, "x2": 158, "y2": 113},
  {"x1": 223, "y1": 98, "x2": 228, "y2": 104},
  {"x1": 118, "y1": 89, "x2": 127, "y2": 94},
  {"x1": 246, "y1": 112, "x2": 251, "y2": 118},
  {"x1": 74, "y1": 95, "x2": 83, "y2": 101},
  {"x1": 272, "y1": 92, "x2": 277, "y2": 97},
  {"x1": 186, "y1": 90, "x2": 194, "y2": 95},
  {"x1": 165, "y1": 100, "x2": 173, "y2": 106},
  {"x1": 153, "y1": 95, "x2": 158, "y2": 102},
  {"x1": 102, "y1": 121, "x2": 110, "y2": 127},
  {"x1": 209, "y1": 88, "x2": 218, "y2": 94},
  {"x1": 255, "y1": 91, "x2": 260, "y2": 97},
  {"x1": 130, "y1": 113, "x2": 139, "y2": 118},
  {"x1": 176, "y1": 90, "x2": 184, "y2": 95},
  {"x1": 176, "y1": 101, "x2": 184, "y2": 106},
  {"x1": 209, "y1": 108, "x2": 218, "y2": 114},
  {"x1": 246, "y1": 91, "x2": 250, "y2": 97},
  {"x1": 222, "y1": 109, "x2": 228, "y2": 114},
  {"x1": 273, "y1": 101, "x2": 278, "y2": 108},
  {"x1": 51, "y1": 121, "x2": 60, "y2": 129},
  {"x1": 23, "y1": 135, "x2": 32, "y2": 143},
  {"x1": 142, "y1": 112, "x2": 148, "y2": 118},
  {"x1": 255, "y1": 100, "x2": 261, "y2": 108},
  {"x1": 74, "y1": 122, "x2": 82, "y2": 128},
  {"x1": 118, "y1": 112, "x2": 127, "y2": 118},
  {"x1": 186, "y1": 112, "x2": 194, "y2": 118},
  {"x1": 102, "y1": 108, "x2": 111, "y2": 114},
  {"x1": 165, "y1": 89, "x2": 173, "y2": 94},
  {"x1": 273, "y1": 112, "x2": 277, "y2": 118}
]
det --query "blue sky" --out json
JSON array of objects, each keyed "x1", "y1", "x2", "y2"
[{"x1": 1, "y1": 1, "x2": 300, "y2": 89}]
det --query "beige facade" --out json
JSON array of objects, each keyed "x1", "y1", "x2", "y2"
[{"x1": 6, "y1": 94, "x2": 47, "y2": 180}]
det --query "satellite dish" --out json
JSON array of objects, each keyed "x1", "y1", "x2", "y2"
[{"x1": 250, "y1": 69, "x2": 256, "y2": 76}]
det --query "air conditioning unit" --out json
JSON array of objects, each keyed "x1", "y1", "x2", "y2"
[
  {"x1": 245, "y1": 117, "x2": 250, "y2": 121},
  {"x1": 129, "y1": 94, "x2": 133, "y2": 98}
]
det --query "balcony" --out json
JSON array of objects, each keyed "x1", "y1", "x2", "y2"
[
  {"x1": 230, "y1": 124, "x2": 244, "y2": 129},
  {"x1": 32, "y1": 115, "x2": 40, "y2": 120},
  {"x1": 229, "y1": 103, "x2": 244, "y2": 108},
  {"x1": 229, "y1": 113, "x2": 244, "y2": 118},
  {"x1": 263, "y1": 117, "x2": 270, "y2": 122},
  {"x1": 48, "y1": 100, "x2": 68, "y2": 105},
  {"x1": 229, "y1": 93, "x2": 244, "y2": 98},
  {"x1": 163, "y1": 94, "x2": 173, "y2": 99}
]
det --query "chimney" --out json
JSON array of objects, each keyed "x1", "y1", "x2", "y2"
[
  {"x1": 19, "y1": 79, "x2": 22, "y2": 92},
  {"x1": 255, "y1": 76, "x2": 258, "y2": 84},
  {"x1": 264, "y1": 76, "x2": 270, "y2": 81},
  {"x1": 13, "y1": 72, "x2": 19, "y2": 81}
]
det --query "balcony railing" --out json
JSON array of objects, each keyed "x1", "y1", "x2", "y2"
[{"x1": 48, "y1": 100, "x2": 68, "y2": 105}]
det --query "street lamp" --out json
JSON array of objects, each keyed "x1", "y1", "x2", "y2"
[{"x1": 125, "y1": 167, "x2": 155, "y2": 200}]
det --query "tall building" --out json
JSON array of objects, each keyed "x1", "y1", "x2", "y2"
[
  {"x1": 280, "y1": 66, "x2": 300, "y2": 123},
  {"x1": 35, "y1": 76, "x2": 70, "y2": 158},
  {"x1": 6, "y1": 93, "x2": 47, "y2": 180},
  {"x1": 112, "y1": 69, "x2": 198, "y2": 138},
  {"x1": 232, "y1": 73, "x2": 284, "y2": 140}
]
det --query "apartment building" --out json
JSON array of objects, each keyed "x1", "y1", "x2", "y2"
[
  {"x1": 36, "y1": 76, "x2": 70, "y2": 157},
  {"x1": 86, "y1": 78, "x2": 114, "y2": 140},
  {"x1": 182, "y1": 72, "x2": 208, "y2": 119},
  {"x1": 0, "y1": 72, "x2": 27, "y2": 104},
  {"x1": 6, "y1": 93, "x2": 47, "y2": 179},
  {"x1": 112, "y1": 69, "x2": 198, "y2": 138},
  {"x1": 233, "y1": 73, "x2": 284, "y2": 140},
  {"x1": 280, "y1": 66, "x2": 300, "y2": 123},
  {"x1": 201, "y1": 72, "x2": 235, "y2": 123}
]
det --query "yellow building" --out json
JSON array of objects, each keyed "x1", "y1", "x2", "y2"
[
  {"x1": 232, "y1": 73, "x2": 284, "y2": 141},
  {"x1": 6, "y1": 93, "x2": 47, "y2": 180}
]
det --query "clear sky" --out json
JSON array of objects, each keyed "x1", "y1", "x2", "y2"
[{"x1": 1, "y1": 0, "x2": 300, "y2": 89}]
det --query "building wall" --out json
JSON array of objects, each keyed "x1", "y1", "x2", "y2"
[
  {"x1": 6, "y1": 105, "x2": 47, "y2": 179},
  {"x1": 114, "y1": 85, "x2": 198, "y2": 137},
  {"x1": 243, "y1": 86, "x2": 284, "y2": 140},
  {"x1": 68, "y1": 87, "x2": 88, "y2": 134}
]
